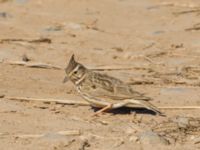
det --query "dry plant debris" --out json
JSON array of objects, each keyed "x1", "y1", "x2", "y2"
[
  {"x1": 0, "y1": 130, "x2": 81, "y2": 139},
  {"x1": 0, "y1": 38, "x2": 52, "y2": 44},
  {"x1": 152, "y1": 116, "x2": 200, "y2": 143}
]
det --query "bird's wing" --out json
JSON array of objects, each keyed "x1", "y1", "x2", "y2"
[
  {"x1": 114, "y1": 84, "x2": 152, "y2": 100},
  {"x1": 80, "y1": 81, "x2": 151, "y2": 101}
]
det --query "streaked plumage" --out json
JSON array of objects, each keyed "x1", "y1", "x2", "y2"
[{"x1": 64, "y1": 54, "x2": 163, "y2": 115}]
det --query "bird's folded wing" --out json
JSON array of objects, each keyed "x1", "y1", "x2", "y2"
[{"x1": 81, "y1": 83, "x2": 152, "y2": 101}]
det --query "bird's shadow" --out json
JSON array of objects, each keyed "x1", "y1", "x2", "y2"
[{"x1": 91, "y1": 107, "x2": 158, "y2": 116}]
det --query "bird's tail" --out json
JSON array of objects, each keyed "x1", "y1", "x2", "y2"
[{"x1": 129, "y1": 99, "x2": 164, "y2": 116}]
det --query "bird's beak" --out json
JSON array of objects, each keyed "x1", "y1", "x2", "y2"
[{"x1": 63, "y1": 76, "x2": 68, "y2": 83}]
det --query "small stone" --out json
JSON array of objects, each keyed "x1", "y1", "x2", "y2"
[
  {"x1": 0, "y1": 94, "x2": 5, "y2": 98},
  {"x1": 173, "y1": 116, "x2": 189, "y2": 128},
  {"x1": 0, "y1": 12, "x2": 12, "y2": 18},
  {"x1": 112, "y1": 55, "x2": 118, "y2": 59},
  {"x1": 98, "y1": 120, "x2": 109, "y2": 125},
  {"x1": 22, "y1": 54, "x2": 30, "y2": 62},
  {"x1": 129, "y1": 135, "x2": 138, "y2": 142},
  {"x1": 112, "y1": 47, "x2": 124, "y2": 52},
  {"x1": 79, "y1": 138, "x2": 90, "y2": 150}
]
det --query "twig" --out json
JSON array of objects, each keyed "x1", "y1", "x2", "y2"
[
  {"x1": 161, "y1": 2, "x2": 199, "y2": 8},
  {"x1": 194, "y1": 138, "x2": 200, "y2": 144},
  {"x1": 0, "y1": 38, "x2": 51, "y2": 44},
  {"x1": 2, "y1": 60, "x2": 62, "y2": 70},
  {"x1": 16, "y1": 134, "x2": 44, "y2": 138},
  {"x1": 129, "y1": 55, "x2": 163, "y2": 65},
  {"x1": 185, "y1": 23, "x2": 200, "y2": 31},
  {"x1": 87, "y1": 133, "x2": 123, "y2": 140},
  {"x1": 92, "y1": 67, "x2": 141, "y2": 71},
  {"x1": 185, "y1": 26, "x2": 200, "y2": 31},
  {"x1": 148, "y1": 2, "x2": 199, "y2": 10},
  {"x1": 57, "y1": 130, "x2": 81, "y2": 136},
  {"x1": 128, "y1": 80, "x2": 154, "y2": 85},
  {"x1": 169, "y1": 53, "x2": 200, "y2": 59},
  {"x1": 6, "y1": 96, "x2": 200, "y2": 109},
  {"x1": 6, "y1": 96, "x2": 89, "y2": 106},
  {"x1": 142, "y1": 56, "x2": 164, "y2": 65},
  {"x1": 159, "y1": 106, "x2": 200, "y2": 109},
  {"x1": 1, "y1": 60, "x2": 152, "y2": 71},
  {"x1": 173, "y1": 9, "x2": 200, "y2": 15},
  {"x1": 0, "y1": 130, "x2": 81, "y2": 139},
  {"x1": 90, "y1": 65, "x2": 150, "y2": 71},
  {"x1": 142, "y1": 43, "x2": 155, "y2": 50}
]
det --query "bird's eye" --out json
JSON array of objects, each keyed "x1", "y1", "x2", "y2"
[{"x1": 74, "y1": 71, "x2": 78, "y2": 74}]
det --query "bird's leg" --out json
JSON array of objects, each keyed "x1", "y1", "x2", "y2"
[
  {"x1": 92, "y1": 104, "x2": 113, "y2": 116},
  {"x1": 92, "y1": 100, "x2": 133, "y2": 116}
]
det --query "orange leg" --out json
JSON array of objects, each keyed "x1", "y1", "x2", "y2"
[{"x1": 92, "y1": 104, "x2": 113, "y2": 116}]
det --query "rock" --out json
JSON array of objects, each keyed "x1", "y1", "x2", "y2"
[
  {"x1": 138, "y1": 131, "x2": 169, "y2": 146},
  {"x1": 22, "y1": 54, "x2": 31, "y2": 62},
  {"x1": 0, "y1": 94, "x2": 5, "y2": 98},
  {"x1": 173, "y1": 116, "x2": 189, "y2": 128},
  {"x1": 0, "y1": 12, "x2": 12, "y2": 18},
  {"x1": 129, "y1": 135, "x2": 139, "y2": 142}
]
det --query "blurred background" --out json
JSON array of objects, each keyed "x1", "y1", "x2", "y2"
[{"x1": 0, "y1": 0, "x2": 200, "y2": 149}]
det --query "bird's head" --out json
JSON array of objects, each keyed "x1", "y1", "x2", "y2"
[{"x1": 63, "y1": 54, "x2": 87, "y2": 84}]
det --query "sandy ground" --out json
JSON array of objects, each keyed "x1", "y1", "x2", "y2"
[{"x1": 0, "y1": 0, "x2": 200, "y2": 149}]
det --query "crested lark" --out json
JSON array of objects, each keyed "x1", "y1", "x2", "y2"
[{"x1": 63, "y1": 54, "x2": 163, "y2": 116}]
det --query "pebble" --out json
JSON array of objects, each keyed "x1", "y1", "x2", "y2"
[
  {"x1": 0, "y1": 94, "x2": 5, "y2": 98},
  {"x1": 129, "y1": 135, "x2": 139, "y2": 142},
  {"x1": 0, "y1": 12, "x2": 11, "y2": 18},
  {"x1": 173, "y1": 116, "x2": 189, "y2": 128}
]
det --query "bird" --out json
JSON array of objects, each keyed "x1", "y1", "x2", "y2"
[{"x1": 63, "y1": 54, "x2": 163, "y2": 116}]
